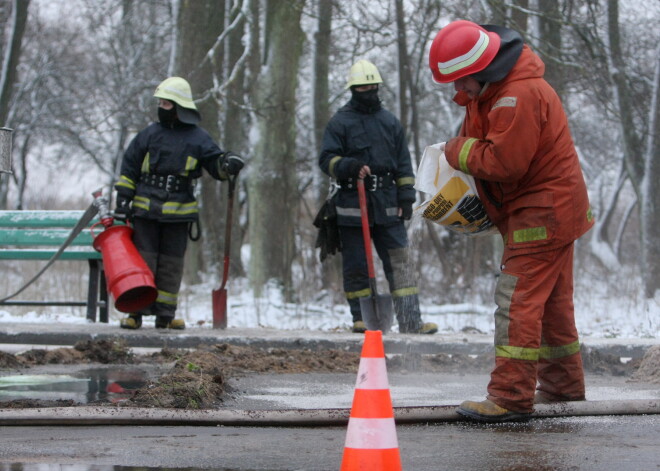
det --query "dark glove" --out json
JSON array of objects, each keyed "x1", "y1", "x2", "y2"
[
  {"x1": 222, "y1": 151, "x2": 245, "y2": 176},
  {"x1": 114, "y1": 195, "x2": 133, "y2": 223},
  {"x1": 313, "y1": 198, "x2": 341, "y2": 262},
  {"x1": 400, "y1": 200, "x2": 413, "y2": 220},
  {"x1": 338, "y1": 158, "x2": 363, "y2": 180}
]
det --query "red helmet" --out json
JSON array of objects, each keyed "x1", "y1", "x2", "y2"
[{"x1": 428, "y1": 20, "x2": 501, "y2": 83}]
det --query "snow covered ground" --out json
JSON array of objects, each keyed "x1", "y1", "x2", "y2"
[{"x1": 0, "y1": 273, "x2": 657, "y2": 340}]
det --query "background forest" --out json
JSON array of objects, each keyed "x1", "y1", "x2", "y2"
[{"x1": 0, "y1": 0, "x2": 658, "y2": 335}]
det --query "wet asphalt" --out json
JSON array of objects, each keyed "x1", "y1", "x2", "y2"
[{"x1": 0, "y1": 322, "x2": 658, "y2": 470}]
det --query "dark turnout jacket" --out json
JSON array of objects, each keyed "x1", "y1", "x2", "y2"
[
  {"x1": 115, "y1": 122, "x2": 228, "y2": 223},
  {"x1": 319, "y1": 98, "x2": 416, "y2": 227}
]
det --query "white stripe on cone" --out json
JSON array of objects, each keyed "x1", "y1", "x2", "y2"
[
  {"x1": 344, "y1": 417, "x2": 399, "y2": 449},
  {"x1": 355, "y1": 358, "x2": 389, "y2": 389}
]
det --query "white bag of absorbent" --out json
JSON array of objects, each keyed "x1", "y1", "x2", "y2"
[{"x1": 414, "y1": 142, "x2": 498, "y2": 236}]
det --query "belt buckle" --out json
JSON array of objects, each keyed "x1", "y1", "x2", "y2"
[
  {"x1": 365, "y1": 174, "x2": 378, "y2": 192},
  {"x1": 165, "y1": 175, "x2": 176, "y2": 192}
]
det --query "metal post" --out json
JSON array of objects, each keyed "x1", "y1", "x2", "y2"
[{"x1": 0, "y1": 127, "x2": 13, "y2": 174}]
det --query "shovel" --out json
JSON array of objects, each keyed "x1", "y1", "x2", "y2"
[
  {"x1": 212, "y1": 175, "x2": 237, "y2": 329},
  {"x1": 357, "y1": 178, "x2": 394, "y2": 333}
]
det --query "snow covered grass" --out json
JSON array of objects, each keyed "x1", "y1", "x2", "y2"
[{"x1": 1, "y1": 264, "x2": 657, "y2": 339}]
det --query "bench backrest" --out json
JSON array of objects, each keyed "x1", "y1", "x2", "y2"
[{"x1": 0, "y1": 210, "x2": 102, "y2": 260}]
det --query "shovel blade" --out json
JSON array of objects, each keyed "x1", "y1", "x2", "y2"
[
  {"x1": 212, "y1": 288, "x2": 228, "y2": 329},
  {"x1": 360, "y1": 294, "x2": 394, "y2": 334}
]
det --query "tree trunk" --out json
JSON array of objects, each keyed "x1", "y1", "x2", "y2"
[
  {"x1": 641, "y1": 47, "x2": 660, "y2": 297},
  {"x1": 537, "y1": 0, "x2": 565, "y2": 99},
  {"x1": 176, "y1": 0, "x2": 226, "y2": 285},
  {"x1": 605, "y1": 0, "x2": 658, "y2": 296},
  {"x1": 248, "y1": 0, "x2": 305, "y2": 299},
  {"x1": 607, "y1": 0, "x2": 644, "y2": 190},
  {"x1": 510, "y1": 0, "x2": 528, "y2": 34},
  {"x1": 312, "y1": 0, "x2": 341, "y2": 296},
  {"x1": 394, "y1": 0, "x2": 408, "y2": 133},
  {"x1": 222, "y1": 2, "x2": 248, "y2": 278},
  {"x1": 0, "y1": 0, "x2": 30, "y2": 208}
]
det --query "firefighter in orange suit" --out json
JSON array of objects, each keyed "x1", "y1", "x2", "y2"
[{"x1": 428, "y1": 20, "x2": 594, "y2": 421}]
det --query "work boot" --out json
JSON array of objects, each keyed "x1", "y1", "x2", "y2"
[
  {"x1": 399, "y1": 322, "x2": 438, "y2": 334},
  {"x1": 120, "y1": 313, "x2": 142, "y2": 330},
  {"x1": 155, "y1": 317, "x2": 185, "y2": 330},
  {"x1": 352, "y1": 321, "x2": 367, "y2": 333},
  {"x1": 415, "y1": 322, "x2": 438, "y2": 334},
  {"x1": 535, "y1": 391, "x2": 585, "y2": 404},
  {"x1": 457, "y1": 399, "x2": 531, "y2": 422}
]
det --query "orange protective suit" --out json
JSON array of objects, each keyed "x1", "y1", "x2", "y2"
[{"x1": 445, "y1": 45, "x2": 594, "y2": 413}]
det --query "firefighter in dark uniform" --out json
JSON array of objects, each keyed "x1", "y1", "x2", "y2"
[
  {"x1": 114, "y1": 77, "x2": 244, "y2": 330},
  {"x1": 319, "y1": 60, "x2": 437, "y2": 334}
]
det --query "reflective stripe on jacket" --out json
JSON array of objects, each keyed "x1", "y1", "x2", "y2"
[{"x1": 445, "y1": 45, "x2": 594, "y2": 255}]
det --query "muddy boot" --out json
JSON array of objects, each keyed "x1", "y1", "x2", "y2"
[
  {"x1": 410, "y1": 322, "x2": 439, "y2": 334},
  {"x1": 457, "y1": 399, "x2": 531, "y2": 422},
  {"x1": 120, "y1": 313, "x2": 142, "y2": 330},
  {"x1": 393, "y1": 293, "x2": 437, "y2": 334},
  {"x1": 155, "y1": 316, "x2": 185, "y2": 330},
  {"x1": 352, "y1": 321, "x2": 367, "y2": 333}
]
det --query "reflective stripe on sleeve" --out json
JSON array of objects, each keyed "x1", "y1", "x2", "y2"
[
  {"x1": 116, "y1": 175, "x2": 136, "y2": 191},
  {"x1": 458, "y1": 138, "x2": 478, "y2": 175}
]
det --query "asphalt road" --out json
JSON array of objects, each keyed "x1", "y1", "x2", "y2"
[
  {"x1": 1, "y1": 415, "x2": 659, "y2": 470},
  {"x1": 0, "y1": 323, "x2": 659, "y2": 470}
]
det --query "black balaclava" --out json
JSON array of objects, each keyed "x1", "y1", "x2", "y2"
[
  {"x1": 350, "y1": 86, "x2": 381, "y2": 113},
  {"x1": 158, "y1": 106, "x2": 178, "y2": 128}
]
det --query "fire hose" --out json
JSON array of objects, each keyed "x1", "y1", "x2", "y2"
[
  {"x1": 0, "y1": 400, "x2": 657, "y2": 426},
  {"x1": 0, "y1": 193, "x2": 101, "y2": 304}
]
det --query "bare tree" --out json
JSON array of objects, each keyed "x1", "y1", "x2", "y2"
[
  {"x1": 248, "y1": 0, "x2": 306, "y2": 299},
  {"x1": 0, "y1": 0, "x2": 29, "y2": 208}
]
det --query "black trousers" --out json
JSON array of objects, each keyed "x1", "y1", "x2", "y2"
[
  {"x1": 131, "y1": 218, "x2": 189, "y2": 319},
  {"x1": 339, "y1": 223, "x2": 422, "y2": 331}
]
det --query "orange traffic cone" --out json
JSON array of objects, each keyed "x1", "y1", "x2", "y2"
[{"x1": 340, "y1": 330, "x2": 402, "y2": 471}]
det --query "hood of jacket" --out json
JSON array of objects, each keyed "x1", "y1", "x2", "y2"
[{"x1": 453, "y1": 45, "x2": 545, "y2": 106}]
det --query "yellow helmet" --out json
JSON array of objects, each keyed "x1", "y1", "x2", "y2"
[
  {"x1": 153, "y1": 77, "x2": 200, "y2": 125},
  {"x1": 345, "y1": 60, "x2": 383, "y2": 89}
]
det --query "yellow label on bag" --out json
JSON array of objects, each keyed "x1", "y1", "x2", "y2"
[{"x1": 422, "y1": 177, "x2": 469, "y2": 221}]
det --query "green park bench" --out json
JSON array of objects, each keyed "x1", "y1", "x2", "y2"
[{"x1": 0, "y1": 210, "x2": 108, "y2": 322}]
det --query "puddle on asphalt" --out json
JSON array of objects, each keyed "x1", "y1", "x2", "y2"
[{"x1": 0, "y1": 368, "x2": 148, "y2": 404}]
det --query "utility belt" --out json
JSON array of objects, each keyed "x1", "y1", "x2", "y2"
[
  {"x1": 141, "y1": 173, "x2": 192, "y2": 193},
  {"x1": 339, "y1": 172, "x2": 395, "y2": 191}
]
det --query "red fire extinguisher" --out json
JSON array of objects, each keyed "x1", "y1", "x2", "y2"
[{"x1": 91, "y1": 190, "x2": 157, "y2": 313}]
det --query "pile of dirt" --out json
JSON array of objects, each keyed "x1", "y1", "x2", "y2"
[
  {"x1": 15, "y1": 339, "x2": 134, "y2": 366},
  {"x1": 0, "y1": 339, "x2": 650, "y2": 410},
  {"x1": 581, "y1": 345, "x2": 641, "y2": 376},
  {"x1": 629, "y1": 345, "x2": 660, "y2": 383}
]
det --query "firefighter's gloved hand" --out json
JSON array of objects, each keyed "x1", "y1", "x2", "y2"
[
  {"x1": 222, "y1": 152, "x2": 245, "y2": 175},
  {"x1": 345, "y1": 159, "x2": 364, "y2": 180},
  {"x1": 114, "y1": 196, "x2": 133, "y2": 223},
  {"x1": 400, "y1": 201, "x2": 413, "y2": 221}
]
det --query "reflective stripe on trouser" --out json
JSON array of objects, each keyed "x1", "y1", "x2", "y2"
[
  {"x1": 487, "y1": 243, "x2": 584, "y2": 413},
  {"x1": 340, "y1": 224, "x2": 420, "y2": 329},
  {"x1": 131, "y1": 218, "x2": 189, "y2": 319}
]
